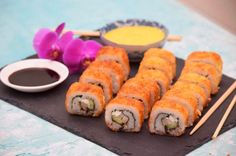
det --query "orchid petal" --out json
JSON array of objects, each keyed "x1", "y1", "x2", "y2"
[
  {"x1": 63, "y1": 38, "x2": 84, "y2": 66},
  {"x1": 57, "y1": 31, "x2": 73, "y2": 51},
  {"x1": 82, "y1": 40, "x2": 102, "y2": 59},
  {"x1": 37, "y1": 32, "x2": 57, "y2": 59},
  {"x1": 33, "y1": 24, "x2": 103, "y2": 74},
  {"x1": 33, "y1": 28, "x2": 51, "y2": 52},
  {"x1": 55, "y1": 22, "x2": 65, "y2": 35},
  {"x1": 67, "y1": 65, "x2": 82, "y2": 74}
]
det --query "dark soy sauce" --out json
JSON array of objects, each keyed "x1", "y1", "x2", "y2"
[{"x1": 9, "y1": 68, "x2": 60, "y2": 86}]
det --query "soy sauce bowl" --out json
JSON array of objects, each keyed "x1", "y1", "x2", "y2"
[{"x1": 0, "y1": 59, "x2": 69, "y2": 93}]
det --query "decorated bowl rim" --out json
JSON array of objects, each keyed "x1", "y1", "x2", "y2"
[{"x1": 99, "y1": 18, "x2": 169, "y2": 48}]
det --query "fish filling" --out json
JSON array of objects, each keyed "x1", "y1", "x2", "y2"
[
  {"x1": 156, "y1": 113, "x2": 180, "y2": 134},
  {"x1": 71, "y1": 95, "x2": 95, "y2": 114},
  {"x1": 111, "y1": 110, "x2": 135, "y2": 130}
]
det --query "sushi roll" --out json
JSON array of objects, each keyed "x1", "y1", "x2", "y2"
[
  {"x1": 172, "y1": 81, "x2": 209, "y2": 112},
  {"x1": 149, "y1": 99, "x2": 189, "y2": 136},
  {"x1": 96, "y1": 46, "x2": 130, "y2": 80},
  {"x1": 123, "y1": 78, "x2": 160, "y2": 105},
  {"x1": 179, "y1": 72, "x2": 211, "y2": 97},
  {"x1": 187, "y1": 51, "x2": 223, "y2": 72},
  {"x1": 105, "y1": 97, "x2": 144, "y2": 132},
  {"x1": 88, "y1": 60, "x2": 125, "y2": 94},
  {"x1": 136, "y1": 69, "x2": 170, "y2": 96},
  {"x1": 79, "y1": 69, "x2": 113, "y2": 103},
  {"x1": 65, "y1": 82, "x2": 105, "y2": 117},
  {"x1": 163, "y1": 90, "x2": 199, "y2": 126},
  {"x1": 117, "y1": 84, "x2": 151, "y2": 119},
  {"x1": 183, "y1": 61, "x2": 222, "y2": 94},
  {"x1": 144, "y1": 48, "x2": 176, "y2": 78},
  {"x1": 139, "y1": 57, "x2": 173, "y2": 81}
]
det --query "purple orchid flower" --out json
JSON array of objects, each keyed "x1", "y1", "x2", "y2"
[
  {"x1": 33, "y1": 22, "x2": 103, "y2": 74},
  {"x1": 63, "y1": 39, "x2": 102, "y2": 74},
  {"x1": 33, "y1": 23, "x2": 73, "y2": 61}
]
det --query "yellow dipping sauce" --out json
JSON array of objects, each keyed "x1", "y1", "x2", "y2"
[{"x1": 103, "y1": 26, "x2": 165, "y2": 46}]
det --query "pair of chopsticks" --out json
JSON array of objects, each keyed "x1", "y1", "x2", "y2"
[{"x1": 190, "y1": 81, "x2": 236, "y2": 139}]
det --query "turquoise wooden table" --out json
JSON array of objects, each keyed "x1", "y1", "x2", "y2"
[{"x1": 0, "y1": 0, "x2": 236, "y2": 155}]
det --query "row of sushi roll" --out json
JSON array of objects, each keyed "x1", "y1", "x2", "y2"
[
  {"x1": 65, "y1": 46, "x2": 130, "y2": 117},
  {"x1": 105, "y1": 48, "x2": 176, "y2": 132},
  {"x1": 64, "y1": 46, "x2": 223, "y2": 136},
  {"x1": 149, "y1": 51, "x2": 223, "y2": 136}
]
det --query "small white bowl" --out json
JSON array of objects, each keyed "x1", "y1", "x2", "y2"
[{"x1": 0, "y1": 59, "x2": 69, "y2": 92}]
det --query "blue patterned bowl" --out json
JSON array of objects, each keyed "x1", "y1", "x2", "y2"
[{"x1": 100, "y1": 19, "x2": 168, "y2": 62}]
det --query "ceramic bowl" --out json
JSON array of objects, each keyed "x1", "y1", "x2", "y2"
[
  {"x1": 100, "y1": 19, "x2": 168, "y2": 62},
  {"x1": 0, "y1": 59, "x2": 69, "y2": 93}
]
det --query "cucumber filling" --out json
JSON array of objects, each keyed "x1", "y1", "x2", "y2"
[
  {"x1": 111, "y1": 110, "x2": 129, "y2": 125},
  {"x1": 161, "y1": 114, "x2": 179, "y2": 131},
  {"x1": 72, "y1": 95, "x2": 95, "y2": 113},
  {"x1": 80, "y1": 99, "x2": 95, "y2": 111}
]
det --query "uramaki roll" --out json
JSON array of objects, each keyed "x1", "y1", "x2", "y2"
[
  {"x1": 123, "y1": 78, "x2": 160, "y2": 105},
  {"x1": 79, "y1": 69, "x2": 113, "y2": 103},
  {"x1": 149, "y1": 99, "x2": 189, "y2": 136},
  {"x1": 88, "y1": 60, "x2": 125, "y2": 94},
  {"x1": 65, "y1": 82, "x2": 105, "y2": 117},
  {"x1": 183, "y1": 61, "x2": 221, "y2": 94},
  {"x1": 179, "y1": 72, "x2": 211, "y2": 97},
  {"x1": 96, "y1": 46, "x2": 130, "y2": 80},
  {"x1": 105, "y1": 97, "x2": 144, "y2": 132},
  {"x1": 117, "y1": 84, "x2": 151, "y2": 119},
  {"x1": 186, "y1": 51, "x2": 223, "y2": 72},
  {"x1": 163, "y1": 90, "x2": 199, "y2": 126},
  {"x1": 136, "y1": 69, "x2": 170, "y2": 96},
  {"x1": 172, "y1": 81, "x2": 209, "y2": 112},
  {"x1": 144, "y1": 48, "x2": 176, "y2": 78},
  {"x1": 139, "y1": 57, "x2": 173, "y2": 81}
]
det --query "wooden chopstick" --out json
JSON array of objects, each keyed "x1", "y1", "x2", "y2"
[
  {"x1": 212, "y1": 95, "x2": 236, "y2": 139},
  {"x1": 62, "y1": 30, "x2": 182, "y2": 42},
  {"x1": 190, "y1": 81, "x2": 236, "y2": 135},
  {"x1": 166, "y1": 35, "x2": 182, "y2": 42},
  {"x1": 63, "y1": 30, "x2": 100, "y2": 37}
]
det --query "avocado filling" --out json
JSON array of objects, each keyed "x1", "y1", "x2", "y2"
[
  {"x1": 80, "y1": 99, "x2": 95, "y2": 111},
  {"x1": 111, "y1": 110, "x2": 129, "y2": 125},
  {"x1": 71, "y1": 95, "x2": 95, "y2": 113},
  {"x1": 161, "y1": 114, "x2": 179, "y2": 131}
]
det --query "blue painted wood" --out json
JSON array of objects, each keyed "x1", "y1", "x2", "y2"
[
  {"x1": 0, "y1": 0, "x2": 235, "y2": 155},
  {"x1": 0, "y1": 0, "x2": 235, "y2": 78},
  {"x1": 0, "y1": 100, "x2": 116, "y2": 156}
]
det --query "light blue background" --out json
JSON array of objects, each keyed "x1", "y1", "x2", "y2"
[
  {"x1": 0, "y1": 0, "x2": 236, "y2": 78},
  {"x1": 0, "y1": 0, "x2": 235, "y2": 155}
]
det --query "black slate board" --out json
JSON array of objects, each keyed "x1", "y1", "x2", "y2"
[{"x1": 0, "y1": 56, "x2": 235, "y2": 156}]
